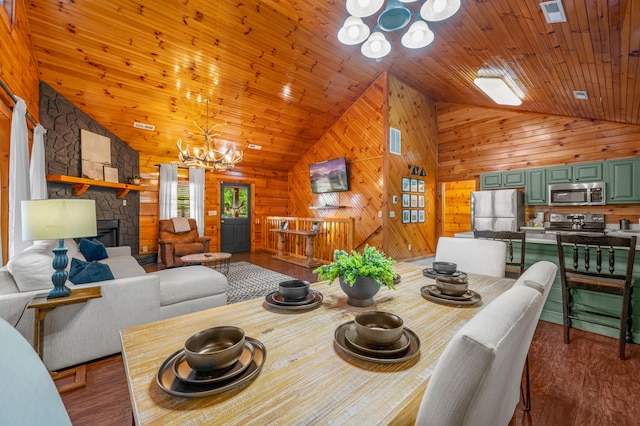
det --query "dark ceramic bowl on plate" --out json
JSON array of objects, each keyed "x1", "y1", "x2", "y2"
[
  {"x1": 184, "y1": 326, "x2": 245, "y2": 372},
  {"x1": 432, "y1": 261, "x2": 458, "y2": 274},
  {"x1": 435, "y1": 276, "x2": 469, "y2": 296},
  {"x1": 354, "y1": 310, "x2": 404, "y2": 346},
  {"x1": 278, "y1": 280, "x2": 311, "y2": 301}
]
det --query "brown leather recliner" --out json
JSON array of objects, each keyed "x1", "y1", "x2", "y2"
[{"x1": 158, "y1": 218, "x2": 211, "y2": 268}]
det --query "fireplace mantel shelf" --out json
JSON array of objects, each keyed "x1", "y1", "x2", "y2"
[{"x1": 47, "y1": 175, "x2": 145, "y2": 199}]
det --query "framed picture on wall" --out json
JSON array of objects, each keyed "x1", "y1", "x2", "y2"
[
  {"x1": 402, "y1": 177, "x2": 410, "y2": 192},
  {"x1": 418, "y1": 180, "x2": 425, "y2": 193},
  {"x1": 402, "y1": 194, "x2": 410, "y2": 207},
  {"x1": 402, "y1": 210, "x2": 410, "y2": 224},
  {"x1": 419, "y1": 210, "x2": 425, "y2": 222},
  {"x1": 410, "y1": 179, "x2": 418, "y2": 192},
  {"x1": 411, "y1": 194, "x2": 418, "y2": 207},
  {"x1": 411, "y1": 210, "x2": 418, "y2": 223},
  {"x1": 418, "y1": 195, "x2": 425, "y2": 208}
]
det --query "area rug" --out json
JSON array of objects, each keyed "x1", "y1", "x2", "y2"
[{"x1": 223, "y1": 261, "x2": 296, "y2": 304}]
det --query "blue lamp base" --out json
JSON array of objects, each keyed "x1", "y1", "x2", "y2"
[{"x1": 48, "y1": 239, "x2": 71, "y2": 299}]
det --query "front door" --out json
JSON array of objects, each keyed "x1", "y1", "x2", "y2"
[{"x1": 220, "y1": 183, "x2": 251, "y2": 253}]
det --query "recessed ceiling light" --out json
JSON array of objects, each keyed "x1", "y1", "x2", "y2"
[
  {"x1": 573, "y1": 91, "x2": 588, "y2": 100},
  {"x1": 247, "y1": 144, "x2": 262, "y2": 150}
]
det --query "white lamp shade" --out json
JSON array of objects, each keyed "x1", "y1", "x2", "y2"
[
  {"x1": 21, "y1": 199, "x2": 97, "y2": 241},
  {"x1": 338, "y1": 16, "x2": 371, "y2": 45},
  {"x1": 474, "y1": 77, "x2": 523, "y2": 106},
  {"x1": 361, "y1": 31, "x2": 391, "y2": 59},
  {"x1": 346, "y1": 0, "x2": 384, "y2": 18},
  {"x1": 420, "y1": 0, "x2": 461, "y2": 22},
  {"x1": 401, "y1": 21, "x2": 435, "y2": 49}
]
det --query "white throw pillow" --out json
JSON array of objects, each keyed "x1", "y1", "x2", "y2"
[{"x1": 7, "y1": 240, "x2": 85, "y2": 293}]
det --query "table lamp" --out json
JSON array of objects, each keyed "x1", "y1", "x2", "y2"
[{"x1": 21, "y1": 199, "x2": 97, "y2": 299}]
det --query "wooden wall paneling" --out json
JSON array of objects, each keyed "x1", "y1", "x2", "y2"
[
  {"x1": 385, "y1": 75, "x2": 439, "y2": 260},
  {"x1": 288, "y1": 74, "x2": 387, "y2": 253},
  {"x1": 438, "y1": 102, "x2": 640, "y2": 227},
  {"x1": 441, "y1": 180, "x2": 475, "y2": 237}
]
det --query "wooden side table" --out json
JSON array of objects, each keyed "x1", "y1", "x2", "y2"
[{"x1": 28, "y1": 286, "x2": 102, "y2": 393}]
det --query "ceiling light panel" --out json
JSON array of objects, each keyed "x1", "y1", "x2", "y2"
[
  {"x1": 540, "y1": 1, "x2": 567, "y2": 24},
  {"x1": 474, "y1": 78, "x2": 523, "y2": 106}
]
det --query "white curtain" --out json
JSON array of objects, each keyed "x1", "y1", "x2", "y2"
[
  {"x1": 159, "y1": 164, "x2": 178, "y2": 220},
  {"x1": 8, "y1": 97, "x2": 30, "y2": 257},
  {"x1": 30, "y1": 124, "x2": 48, "y2": 200},
  {"x1": 189, "y1": 167, "x2": 205, "y2": 236}
]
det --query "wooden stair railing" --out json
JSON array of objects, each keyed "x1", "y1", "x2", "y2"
[
  {"x1": 261, "y1": 217, "x2": 354, "y2": 263},
  {"x1": 353, "y1": 225, "x2": 383, "y2": 252}
]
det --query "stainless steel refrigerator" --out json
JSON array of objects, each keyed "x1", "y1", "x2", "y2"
[{"x1": 471, "y1": 189, "x2": 525, "y2": 232}]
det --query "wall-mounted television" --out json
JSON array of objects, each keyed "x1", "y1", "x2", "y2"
[{"x1": 309, "y1": 157, "x2": 349, "y2": 194}]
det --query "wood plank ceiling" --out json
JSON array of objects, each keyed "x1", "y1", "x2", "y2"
[{"x1": 25, "y1": 0, "x2": 640, "y2": 173}]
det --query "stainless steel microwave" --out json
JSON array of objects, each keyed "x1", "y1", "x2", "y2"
[{"x1": 548, "y1": 182, "x2": 606, "y2": 206}]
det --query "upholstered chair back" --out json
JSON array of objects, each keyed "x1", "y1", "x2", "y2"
[
  {"x1": 0, "y1": 318, "x2": 71, "y2": 425},
  {"x1": 416, "y1": 282, "x2": 548, "y2": 425},
  {"x1": 158, "y1": 218, "x2": 211, "y2": 268},
  {"x1": 435, "y1": 236, "x2": 507, "y2": 278}
]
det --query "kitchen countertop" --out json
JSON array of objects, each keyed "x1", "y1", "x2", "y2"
[{"x1": 455, "y1": 228, "x2": 640, "y2": 249}]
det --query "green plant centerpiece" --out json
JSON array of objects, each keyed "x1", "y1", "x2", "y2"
[{"x1": 314, "y1": 245, "x2": 396, "y2": 307}]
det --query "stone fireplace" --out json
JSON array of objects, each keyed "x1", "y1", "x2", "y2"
[{"x1": 39, "y1": 82, "x2": 140, "y2": 253}]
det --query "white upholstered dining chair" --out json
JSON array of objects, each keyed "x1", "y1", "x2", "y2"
[
  {"x1": 435, "y1": 236, "x2": 507, "y2": 278},
  {"x1": 0, "y1": 318, "x2": 72, "y2": 426},
  {"x1": 415, "y1": 261, "x2": 556, "y2": 426}
]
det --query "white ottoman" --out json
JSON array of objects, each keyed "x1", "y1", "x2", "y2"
[{"x1": 151, "y1": 265, "x2": 228, "y2": 319}]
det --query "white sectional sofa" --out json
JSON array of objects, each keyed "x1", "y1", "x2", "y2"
[{"x1": 0, "y1": 239, "x2": 228, "y2": 371}]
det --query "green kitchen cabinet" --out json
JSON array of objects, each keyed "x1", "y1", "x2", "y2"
[
  {"x1": 547, "y1": 162, "x2": 603, "y2": 184},
  {"x1": 502, "y1": 170, "x2": 526, "y2": 187},
  {"x1": 480, "y1": 170, "x2": 525, "y2": 189},
  {"x1": 480, "y1": 172, "x2": 502, "y2": 189},
  {"x1": 574, "y1": 162, "x2": 604, "y2": 182},
  {"x1": 605, "y1": 158, "x2": 640, "y2": 203},
  {"x1": 547, "y1": 165, "x2": 573, "y2": 184},
  {"x1": 525, "y1": 168, "x2": 547, "y2": 205}
]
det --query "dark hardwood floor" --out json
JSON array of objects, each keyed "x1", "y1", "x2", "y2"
[{"x1": 59, "y1": 251, "x2": 640, "y2": 425}]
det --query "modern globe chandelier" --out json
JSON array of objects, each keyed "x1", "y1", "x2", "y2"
[
  {"x1": 176, "y1": 99, "x2": 243, "y2": 171},
  {"x1": 337, "y1": 0, "x2": 461, "y2": 59}
]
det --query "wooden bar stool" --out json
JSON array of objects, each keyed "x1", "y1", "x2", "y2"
[
  {"x1": 556, "y1": 233, "x2": 636, "y2": 360},
  {"x1": 473, "y1": 230, "x2": 526, "y2": 277}
]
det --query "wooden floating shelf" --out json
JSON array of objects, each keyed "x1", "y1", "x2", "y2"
[
  {"x1": 46, "y1": 175, "x2": 145, "y2": 199},
  {"x1": 308, "y1": 205, "x2": 349, "y2": 210}
]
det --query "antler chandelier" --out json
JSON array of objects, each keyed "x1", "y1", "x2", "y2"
[{"x1": 176, "y1": 99, "x2": 243, "y2": 171}]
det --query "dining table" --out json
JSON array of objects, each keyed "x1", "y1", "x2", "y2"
[{"x1": 120, "y1": 262, "x2": 515, "y2": 425}]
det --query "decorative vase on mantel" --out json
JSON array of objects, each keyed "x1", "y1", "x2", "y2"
[{"x1": 339, "y1": 276, "x2": 381, "y2": 307}]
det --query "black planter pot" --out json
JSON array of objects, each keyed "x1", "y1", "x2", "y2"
[{"x1": 339, "y1": 276, "x2": 381, "y2": 307}]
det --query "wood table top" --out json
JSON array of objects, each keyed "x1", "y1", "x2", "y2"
[
  {"x1": 180, "y1": 252, "x2": 232, "y2": 263},
  {"x1": 120, "y1": 262, "x2": 515, "y2": 425}
]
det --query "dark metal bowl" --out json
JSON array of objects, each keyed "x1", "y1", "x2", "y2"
[
  {"x1": 435, "y1": 276, "x2": 469, "y2": 296},
  {"x1": 354, "y1": 310, "x2": 404, "y2": 346},
  {"x1": 184, "y1": 326, "x2": 245, "y2": 372},
  {"x1": 432, "y1": 261, "x2": 458, "y2": 274},
  {"x1": 278, "y1": 280, "x2": 310, "y2": 301}
]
